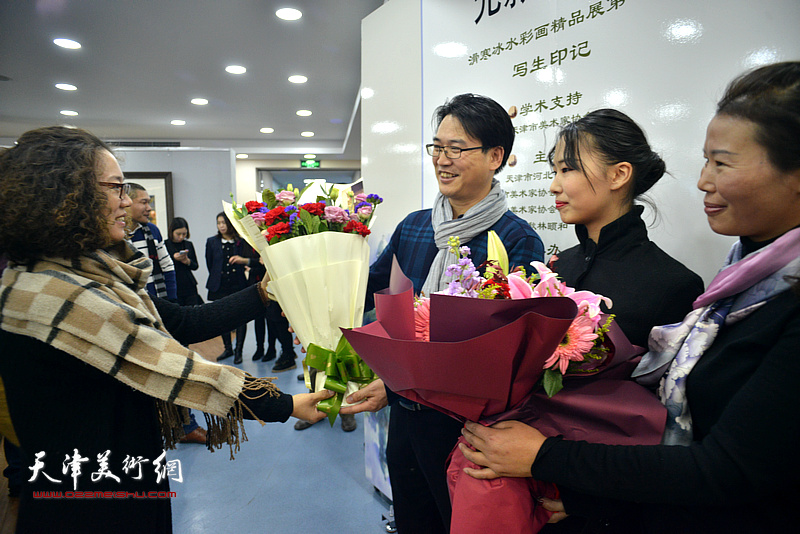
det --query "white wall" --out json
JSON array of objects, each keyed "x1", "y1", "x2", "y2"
[
  {"x1": 117, "y1": 147, "x2": 236, "y2": 295},
  {"x1": 363, "y1": 0, "x2": 800, "y2": 284},
  {"x1": 361, "y1": 0, "x2": 424, "y2": 259},
  {"x1": 235, "y1": 158, "x2": 363, "y2": 203}
]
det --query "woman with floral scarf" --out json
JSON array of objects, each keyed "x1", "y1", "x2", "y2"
[
  {"x1": 460, "y1": 62, "x2": 800, "y2": 533},
  {"x1": 0, "y1": 126, "x2": 332, "y2": 533}
]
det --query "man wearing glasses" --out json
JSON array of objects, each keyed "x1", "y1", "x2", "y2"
[
  {"x1": 341, "y1": 94, "x2": 544, "y2": 533},
  {"x1": 126, "y1": 182, "x2": 178, "y2": 302}
]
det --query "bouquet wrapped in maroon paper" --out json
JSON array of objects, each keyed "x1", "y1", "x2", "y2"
[{"x1": 341, "y1": 235, "x2": 666, "y2": 534}]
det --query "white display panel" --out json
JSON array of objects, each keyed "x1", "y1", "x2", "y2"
[{"x1": 363, "y1": 0, "x2": 800, "y2": 283}]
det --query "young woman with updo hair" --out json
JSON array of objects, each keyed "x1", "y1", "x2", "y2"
[
  {"x1": 536, "y1": 109, "x2": 705, "y2": 533},
  {"x1": 548, "y1": 109, "x2": 704, "y2": 349}
]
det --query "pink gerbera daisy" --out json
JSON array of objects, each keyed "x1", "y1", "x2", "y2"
[
  {"x1": 544, "y1": 314, "x2": 598, "y2": 374},
  {"x1": 414, "y1": 297, "x2": 431, "y2": 342}
]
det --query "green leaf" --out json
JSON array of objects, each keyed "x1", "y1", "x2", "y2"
[
  {"x1": 263, "y1": 189, "x2": 278, "y2": 209},
  {"x1": 299, "y1": 209, "x2": 318, "y2": 234},
  {"x1": 542, "y1": 369, "x2": 564, "y2": 398}
]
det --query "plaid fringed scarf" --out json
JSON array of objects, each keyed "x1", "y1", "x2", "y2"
[{"x1": 0, "y1": 241, "x2": 278, "y2": 458}]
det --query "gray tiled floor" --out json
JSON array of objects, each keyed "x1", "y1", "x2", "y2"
[{"x1": 170, "y1": 338, "x2": 391, "y2": 534}]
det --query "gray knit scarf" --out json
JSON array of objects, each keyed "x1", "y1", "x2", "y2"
[{"x1": 420, "y1": 178, "x2": 508, "y2": 296}]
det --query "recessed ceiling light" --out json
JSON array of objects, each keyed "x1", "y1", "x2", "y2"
[
  {"x1": 236, "y1": 153, "x2": 249, "y2": 159},
  {"x1": 301, "y1": 131, "x2": 314, "y2": 137},
  {"x1": 276, "y1": 8, "x2": 302, "y2": 21},
  {"x1": 260, "y1": 127, "x2": 274, "y2": 134},
  {"x1": 304, "y1": 154, "x2": 316, "y2": 159},
  {"x1": 55, "y1": 83, "x2": 77, "y2": 91},
  {"x1": 288, "y1": 75, "x2": 307, "y2": 84},
  {"x1": 54, "y1": 38, "x2": 81, "y2": 49},
  {"x1": 60, "y1": 110, "x2": 78, "y2": 116},
  {"x1": 296, "y1": 109, "x2": 312, "y2": 117},
  {"x1": 361, "y1": 87, "x2": 375, "y2": 99},
  {"x1": 171, "y1": 119, "x2": 186, "y2": 126},
  {"x1": 225, "y1": 65, "x2": 247, "y2": 75},
  {"x1": 191, "y1": 98, "x2": 208, "y2": 106}
]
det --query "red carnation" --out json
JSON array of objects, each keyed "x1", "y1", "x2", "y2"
[
  {"x1": 245, "y1": 201, "x2": 265, "y2": 214},
  {"x1": 263, "y1": 206, "x2": 288, "y2": 226},
  {"x1": 267, "y1": 221, "x2": 292, "y2": 243},
  {"x1": 299, "y1": 202, "x2": 326, "y2": 216},
  {"x1": 483, "y1": 281, "x2": 511, "y2": 299},
  {"x1": 343, "y1": 220, "x2": 371, "y2": 237}
]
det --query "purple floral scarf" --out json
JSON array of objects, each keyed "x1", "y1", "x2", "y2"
[{"x1": 633, "y1": 227, "x2": 800, "y2": 445}]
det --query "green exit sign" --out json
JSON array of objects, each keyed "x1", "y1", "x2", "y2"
[{"x1": 300, "y1": 159, "x2": 320, "y2": 168}]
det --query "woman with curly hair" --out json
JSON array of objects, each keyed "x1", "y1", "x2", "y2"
[{"x1": 0, "y1": 126, "x2": 332, "y2": 533}]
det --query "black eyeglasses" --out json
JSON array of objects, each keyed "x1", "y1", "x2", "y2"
[
  {"x1": 98, "y1": 182, "x2": 131, "y2": 199},
  {"x1": 425, "y1": 144, "x2": 487, "y2": 159}
]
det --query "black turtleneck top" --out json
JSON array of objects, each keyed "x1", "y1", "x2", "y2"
[{"x1": 551, "y1": 205, "x2": 704, "y2": 347}]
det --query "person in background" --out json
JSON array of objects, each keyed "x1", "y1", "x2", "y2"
[
  {"x1": 341, "y1": 93, "x2": 545, "y2": 533},
  {"x1": 205, "y1": 212, "x2": 249, "y2": 364},
  {"x1": 165, "y1": 217, "x2": 202, "y2": 306},
  {"x1": 129, "y1": 187, "x2": 207, "y2": 443},
  {"x1": 164, "y1": 217, "x2": 207, "y2": 444},
  {"x1": 242, "y1": 247, "x2": 270, "y2": 362},
  {"x1": 533, "y1": 109, "x2": 705, "y2": 532},
  {"x1": 460, "y1": 61, "x2": 800, "y2": 534},
  {"x1": 0, "y1": 126, "x2": 332, "y2": 533},
  {"x1": 126, "y1": 183, "x2": 178, "y2": 301},
  {"x1": 239, "y1": 246, "x2": 298, "y2": 370}
]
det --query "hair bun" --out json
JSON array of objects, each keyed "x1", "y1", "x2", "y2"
[{"x1": 634, "y1": 151, "x2": 667, "y2": 197}]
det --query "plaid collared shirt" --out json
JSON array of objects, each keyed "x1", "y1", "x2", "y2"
[{"x1": 367, "y1": 209, "x2": 544, "y2": 310}]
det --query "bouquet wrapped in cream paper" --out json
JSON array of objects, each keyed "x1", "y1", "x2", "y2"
[{"x1": 223, "y1": 183, "x2": 382, "y2": 424}]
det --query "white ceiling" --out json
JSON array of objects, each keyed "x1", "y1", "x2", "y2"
[{"x1": 0, "y1": 0, "x2": 385, "y2": 160}]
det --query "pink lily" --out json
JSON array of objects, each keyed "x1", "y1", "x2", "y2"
[
  {"x1": 530, "y1": 261, "x2": 572, "y2": 298},
  {"x1": 507, "y1": 273, "x2": 533, "y2": 299},
  {"x1": 568, "y1": 291, "x2": 613, "y2": 327}
]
